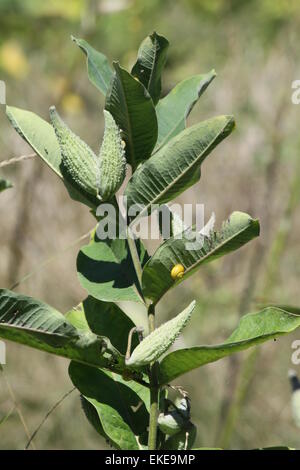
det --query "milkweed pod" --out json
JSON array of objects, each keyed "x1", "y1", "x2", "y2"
[
  {"x1": 99, "y1": 110, "x2": 126, "y2": 200},
  {"x1": 49, "y1": 106, "x2": 99, "y2": 197},
  {"x1": 163, "y1": 423, "x2": 197, "y2": 450},
  {"x1": 125, "y1": 300, "x2": 195, "y2": 368},
  {"x1": 171, "y1": 264, "x2": 185, "y2": 280},
  {"x1": 158, "y1": 408, "x2": 187, "y2": 436}
]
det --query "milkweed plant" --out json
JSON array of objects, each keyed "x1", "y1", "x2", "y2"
[{"x1": 1, "y1": 32, "x2": 300, "y2": 450}]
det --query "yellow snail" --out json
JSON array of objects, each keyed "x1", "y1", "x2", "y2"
[{"x1": 171, "y1": 264, "x2": 185, "y2": 280}]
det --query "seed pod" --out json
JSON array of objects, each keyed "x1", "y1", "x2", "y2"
[
  {"x1": 125, "y1": 301, "x2": 195, "y2": 367},
  {"x1": 49, "y1": 106, "x2": 100, "y2": 197},
  {"x1": 163, "y1": 423, "x2": 197, "y2": 450},
  {"x1": 170, "y1": 264, "x2": 185, "y2": 280},
  {"x1": 99, "y1": 110, "x2": 126, "y2": 200},
  {"x1": 158, "y1": 407, "x2": 187, "y2": 436}
]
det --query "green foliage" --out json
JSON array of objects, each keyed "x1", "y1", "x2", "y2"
[
  {"x1": 69, "y1": 362, "x2": 149, "y2": 450},
  {"x1": 72, "y1": 36, "x2": 113, "y2": 96},
  {"x1": 131, "y1": 31, "x2": 169, "y2": 105},
  {"x1": 77, "y1": 237, "x2": 148, "y2": 303},
  {"x1": 0, "y1": 289, "x2": 124, "y2": 372},
  {"x1": 125, "y1": 115, "x2": 235, "y2": 219},
  {"x1": 158, "y1": 306, "x2": 300, "y2": 384},
  {"x1": 1, "y1": 31, "x2": 299, "y2": 451},
  {"x1": 105, "y1": 62, "x2": 158, "y2": 170},
  {"x1": 155, "y1": 70, "x2": 216, "y2": 152},
  {"x1": 142, "y1": 211, "x2": 259, "y2": 303}
]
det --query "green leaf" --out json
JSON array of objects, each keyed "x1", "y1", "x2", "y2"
[
  {"x1": 69, "y1": 362, "x2": 149, "y2": 450},
  {"x1": 6, "y1": 106, "x2": 99, "y2": 209},
  {"x1": 158, "y1": 306, "x2": 300, "y2": 384},
  {"x1": 66, "y1": 297, "x2": 138, "y2": 355},
  {"x1": 80, "y1": 395, "x2": 112, "y2": 443},
  {"x1": 0, "y1": 178, "x2": 12, "y2": 193},
  {"x1": 155, "y1": 70, "x2": 216, "y2": 152},
  {"x1": 125, "y1": 115, "x2": 235, "y2": 221},
  {"x1": 77, "y1": 235, "x2": 148, "y2": 304},
  {"x1": 131, "y1": 32, "x2": 169, "y2": 105},
  {"x1": 6, "y1": 106, "x2": 62, "y2": 176},
  {"x1": 105, "y1": 62, "x2": 158, "y2": 170},
  {"x1": 259, "y1": 304, "x2": 300, "y2": 315},
  {"x1": 72, "y1": 36, "x2": 113, "y2": 96},
  {"x1": 0, "y1": 289, "x2": 124, "y2": 372},
  {"x1": 142, "y1": 211, "x2": 259, "y2": 304}
]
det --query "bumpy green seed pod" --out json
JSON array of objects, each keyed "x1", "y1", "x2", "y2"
[
  {"x1": 99, "y1": 110, "x2": 126, "y2": 200},
  {"x1": 125, "y1": 301, "x2": 195, "y2": 368},
  {"x1": 49, "y1": 106, "x2": 100, "y2": 197},
  {"x1": 163, "y1": 423, "x2": 197, "y2": 450}
]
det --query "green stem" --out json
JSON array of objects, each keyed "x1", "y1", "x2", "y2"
[
  {"x1": 125, "y1": 223, "x2": 159, "y2": 449},
  {"x1": 127, "y1": 226, "x2": 143, "y2": 288},
  {"x1": 147, "y1": 303, "x2": 159, "y2": 450}
]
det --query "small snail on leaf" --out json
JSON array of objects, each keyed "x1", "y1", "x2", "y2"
[{"x1": 171, "y1": 264, "x2": 185, "y2": 280}]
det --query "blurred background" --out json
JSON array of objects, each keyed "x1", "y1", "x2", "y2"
[{"x1": 0, "y1": 0, "x2": 300, "y2": 450}]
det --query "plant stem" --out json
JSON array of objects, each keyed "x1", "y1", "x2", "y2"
[
  {"x1": 125, "y1": 223, "x2": 159, "y2": 449},
  {"x1": 147, "y1": 303, "x2": 159, "y2": 450},
  {"x1": 126, "y1": 226, "x2": 143, "y2": 288}
]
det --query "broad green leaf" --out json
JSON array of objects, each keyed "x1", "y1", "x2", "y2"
[
  {"x1": 155, "y1": 70, "x2": 216, "y2": 152},
  {"x1": 6, "y1": 106, "x2": 62, "y2": 176},
  {"x1": 6, "y1": 106, "x2": 99, "y2": 209},
  {"x1": 125, "y1": 115, "x2": 235, "y2": 221},
  {"x1": 69, "y1": 362, "x2": 149, "y2": 450},
  {"x1": 80, "y1": 395, "x2": 113, "y2": 444},
  {"x1": 105, "y1": 62, "x2": 158, "y2": 170},
  {"x1": 66, "y1": 297, "x2": 138, "y2": 355},
  {"x1": 142, "y1": 211, "x2": 259, "y2": 304},
  {"x1": 72, "y1": 36, "x2": 113, "y2": 96},
  {"x1": 132, "y1": 32, "x2": 169, "y2": 105},
  {"x1": 158, "y1": 306, "x2": 300, "y2": 384},
  {"x1": 0, "y1": 289, "x2": 124, "y2": 372},
  {"x1": 0, "y1": 178, "x2": 12, "y2": 193},
  {"x1": 77, "y1": 235, "x2": 148, "y2": 304}
]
